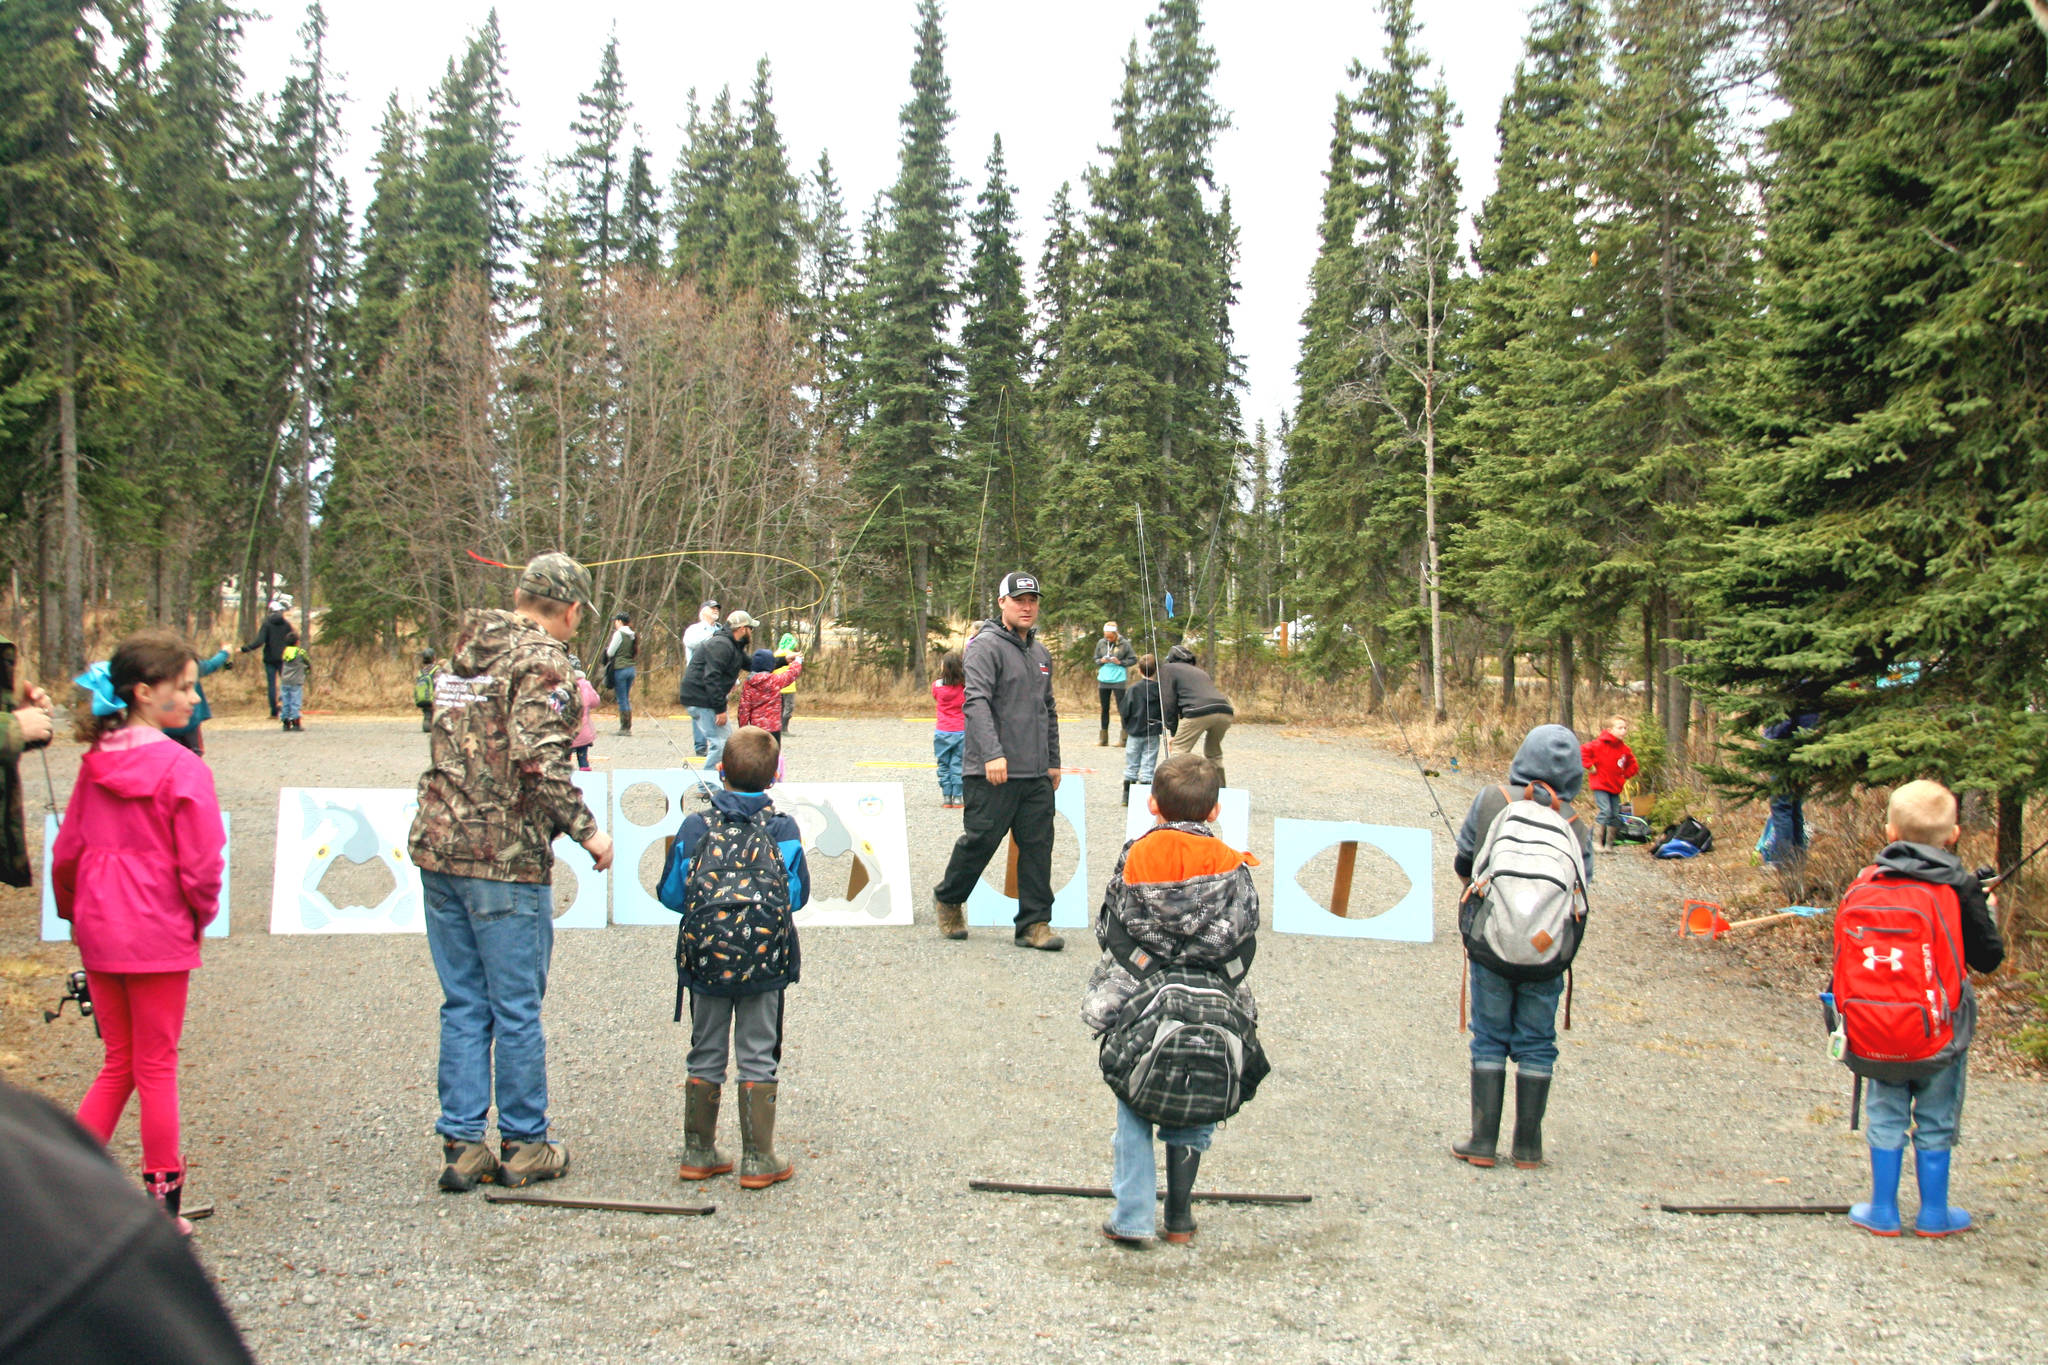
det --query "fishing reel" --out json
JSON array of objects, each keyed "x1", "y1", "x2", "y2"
[{"x1": 44, "y1": 970, "x2": 93, "y2": 1025}]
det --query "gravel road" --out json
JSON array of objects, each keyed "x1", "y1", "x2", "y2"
[{"x1": 4, "y1": 709, "x2": 2043, "y2": 1363}]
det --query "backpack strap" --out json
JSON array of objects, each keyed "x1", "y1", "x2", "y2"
[{"x1": 1101, "y1": 905, "x2": 1254, "y2": 984}]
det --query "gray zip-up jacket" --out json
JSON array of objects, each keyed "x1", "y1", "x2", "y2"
[{"x1": 962, "y1": 618, "x2": 1060, "y2": 779}]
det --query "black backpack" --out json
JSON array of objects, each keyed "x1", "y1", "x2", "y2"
[
  {"x1": 674, "y1": 807, "x2": 795, "y2": 1002},
  {"x1": 1653, "y1": 815, "x2": 1715, "y2": 856},
  {"x1": 1096, "y1": 914, "x2": 1268, "y2": 1128}
]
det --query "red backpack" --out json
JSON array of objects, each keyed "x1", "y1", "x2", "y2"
[{"x1": 1831, "y1": 866, "x2": 1969, "y2": 1081}]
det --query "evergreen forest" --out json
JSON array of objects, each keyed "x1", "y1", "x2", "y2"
[{"x1": 3, "y1": 0, "x2": 2047, "y2": 853}]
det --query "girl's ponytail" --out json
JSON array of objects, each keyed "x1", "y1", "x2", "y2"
[{"x1": 73, "y1": 629, "x2": 197, "y2": 744}]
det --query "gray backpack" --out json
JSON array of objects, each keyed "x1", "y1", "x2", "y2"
[{"x1": 1459, "y1": 783, "x2": 1589, "y2": 983}]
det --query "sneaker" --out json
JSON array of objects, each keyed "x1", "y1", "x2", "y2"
[
  {"x1": 1015, "y1": 923, "x2": 1064, "y2": 952},
  {"x1": 438, "y1": 1137, "x2": 500, "y2": 1192},
  {"x1": 935, "y1": 900, "x2": 968, "y2": 940},
  {"x1": 498, "y1": 1138, "x2": 570, "y2": 1188}
]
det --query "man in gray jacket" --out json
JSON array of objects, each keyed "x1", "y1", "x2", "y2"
[{"x1": 933, "y1": 572, "x2": 1065, "y2": 950}]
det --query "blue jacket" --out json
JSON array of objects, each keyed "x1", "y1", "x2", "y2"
[
  {"x1": 164, "y1": 650, "x2": 231, "y2": 739},
  {"x1": 657, "y1": 787, "x2": 810, "y2": 998}
]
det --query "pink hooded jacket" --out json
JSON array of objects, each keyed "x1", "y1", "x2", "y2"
[
  {"x1": 52, "y1": 726, "x2": 225, "y2": 974},
  {"x1": 573, "y1": 677, "x2": 601, "y2": 749}
]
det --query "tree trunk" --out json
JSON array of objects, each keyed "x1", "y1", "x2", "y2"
[
  {"x1": 1662, "y1": 601, "x2": 1690, "y2": 768},
  {"x1": 58, "y1": 293, "x2": 84, "y2": 677},
  {"x1": 1368, "y1": 624, "x2": 1387, "y2": 714},
  {"x1": 1995, "y1": 787, "x2": 2025, "y2": 915},
  {"x1": 1499, "y1": 625, "x2": 1516, "y2": 714},
  {"x1": 910, "y1": 541, "x2": 930, "y2": 687},
  {"x1": 1422, "y1": 316, "x2": 1445, "y2": 723},
  {"x1": 1642, "y1": 599, "x2": 1658, "y2": 723},
  {"x1": 36, "y1": 500, "x2": 57, "y2": 676},
  {"x1": 1557, "y1": 630, "x2": 1576, "y2": 732}
]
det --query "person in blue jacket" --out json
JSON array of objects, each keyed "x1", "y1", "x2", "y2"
[
  {"x1": 163, "y1": 646, "x2": 231, "y2": 756},
  {"x1": 656, "y1": 727, "x2": 810, "y2": 1190}
]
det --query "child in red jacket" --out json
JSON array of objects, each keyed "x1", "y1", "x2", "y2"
[
  {"x1": 55, "y1": 630, "x2": 226, "y2": 1235},
  {"x1": 736, "y1": 648, "x2": 802, "y2": 781},
  {"x1": 1581, "y1": 716, "x2": 1639, "y2": 852}
]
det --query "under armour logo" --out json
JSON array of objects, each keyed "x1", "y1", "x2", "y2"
[{"x1": 1863, "y1": 946, "x2": 1904, "y2": 972}]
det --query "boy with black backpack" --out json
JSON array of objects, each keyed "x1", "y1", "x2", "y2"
[
  {"x1": 1451, "y1": 724, "x2": 1594, "y2": 1170},
  {"x1": 1831, "y1": 780, "x2": 2003, "y2": 1237},
  {"x1": 1083, "y1": 755, "x2": 1265, "y2": 1247},
  {"x1": 656, "y1": 727, "x2": 811, "y2": 1190}
]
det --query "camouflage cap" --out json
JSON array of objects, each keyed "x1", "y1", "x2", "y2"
[{"x1": 517, "y1": 552, "x2": 595, "y2": 611}]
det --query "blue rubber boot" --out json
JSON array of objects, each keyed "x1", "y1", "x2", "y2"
[
  {"x1": 1848, "y1": 1145, "x2": 1903, "y2": 1237},
  {"x1": 1912, "y1": 1148, "x2": 1973, "y2": 1237}
]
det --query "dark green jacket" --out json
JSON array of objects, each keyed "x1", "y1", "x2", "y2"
[{"x1": 1, "y1": 637, "x2": 28, "y2": 887}]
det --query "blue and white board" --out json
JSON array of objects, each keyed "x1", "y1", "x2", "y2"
[
  {"x1": 1122, "y1": 786, "x2": 1250, "y2": 854},
  {"x1": 548, "y1": 770, "x2": 610, "y2": 928},
  {"x1": 1270, "y1": 818, "x2": 1434, "y2": 941},
  {"x1": 270, "y1": 789, "x2": 424, "y2": 934},
  {"x1": 967, "y1": 776, "x2": 1090, "y2": 930}
]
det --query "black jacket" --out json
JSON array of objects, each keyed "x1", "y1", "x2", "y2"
[
  {"x1": 0, "y1": 638, "x2": 28, "y2": 887},
  {"x1": 963, "y1": 618, "x2": 1060, "y2": 779},
  {"x1": 678, "y1": 626, "x2": 756, "y2": 710},
  {"x1": 241, "y1": 611, "x2": 292, "y2": 667},
  {"x1": 1159, "y1": 658, "x2": 1233, "y2": 731},
  {"x1": 1873, "y1": 842, "x2": 2005, "y2": 974},
  {"x1": 1119, "y1": 678, "x2": 1162, "y2": 738},
  {"x1": 0, "y1": 1081, "x2": 254, "y2": 1364}
]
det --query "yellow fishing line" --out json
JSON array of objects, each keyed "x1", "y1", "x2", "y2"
[{"x1": 579, "y1": 548, "x2": 828, "y2": 620}]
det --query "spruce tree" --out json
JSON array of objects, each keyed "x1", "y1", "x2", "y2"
[
  {"x1": 669, "y1": 87, "x2": 741, "y2": 285},
  {"x1": 1690, "y1": 1, "x2": 2048, "y2": 852},
  {"x1": 620, "y1": 143, "x2": 661, "y2": 273},
  {"x1": 0, "y1": 0, "x2": 142, "y2": 672},
  {"x1": 417, "y1": 12, "x2": 520, "y2": 299},
  {"x1": 565, "y1": 32, "x2": 628, "y2": 289},
  {"x1": 727, "y1": 58, "x2": 802, "y2": 309},
  {"x1": 855, "y1": 0, "x2": 962, "y2": 676},
  {"x1": 353, "y1": 93, "x2": 421, "y2": 378},
  {"x1": 800, "y1": 151, "x2": 857, "y2": 438},
  {"x1": 958, "y1": 135, "x2": 1033, "y2": 591}
]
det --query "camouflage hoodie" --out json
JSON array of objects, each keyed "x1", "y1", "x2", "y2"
[
  {"x1": 409, "y1": 609, "x2": 598, "y2": 883},
  {"x1": 1081, "y1": 822, "x2": 1260, "y2": 1036}
]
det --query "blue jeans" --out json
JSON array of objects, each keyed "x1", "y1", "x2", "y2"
[
  {"x1": 612, "y1": 665, "x2": 635, "y2": 716},
  {"x1": 263, "y1": 660, "x2": 280, "y2": 714},
  {"x1": 1764, "y1": 793, "x2": 1806, "y2": 865},
  {"x1": 1865, "y1": 1056, "x2": 1967, "y2": 1153},
  {"x1": 1467, "y1": 961, "x2": 1565, "y2": 1076},
  {"x1": 687, "y1": 705, "x2": 730, "y2": 765},
  {"x1": 1109, "y1": 1098, "x2": 1213, "y2": 1238},
  {"x1": 422, "y1": 871, "x2": 556, "y2": 1143},
  {"x1": 1123, "y1": 734, "x2": 1160, "y2": 785},
  {"x1": 1592, "y1": 789, "x2": 1621, "y2": 828},
  {"x1": 280, "y1": 683, "x2": 303, "y2": 722},
  {"x1": 934, "y1": 730, "x2": 964, "y2": 801}
]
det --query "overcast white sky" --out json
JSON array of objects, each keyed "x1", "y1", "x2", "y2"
[{"x1": 237, "y1": 1, "x2": 1531, "y2": 440}]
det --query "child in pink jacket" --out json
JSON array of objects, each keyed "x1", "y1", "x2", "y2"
[
  {"x1": 54, "y1": 630, "x2": 224, "y2": 1235},
  {"x1": 572, "y1": 665, "x2": 602, "y2": 771}
]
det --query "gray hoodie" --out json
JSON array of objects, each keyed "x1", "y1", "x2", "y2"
[
  {"x1": 1454, "y1": 724, "x2": 1595, "y2": 886},
  {"x1": 962, "y1": 619, "x2": 1060, "y2": 779}
]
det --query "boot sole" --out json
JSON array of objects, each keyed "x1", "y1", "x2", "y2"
[
  {"x1": 1452, "y1": 1149, "x2": 1496, "y2": 1168},
  {"x1": 1512, "y1": 1158, "x2": 1545, "y2": 1170},
  {"x1": 677, "y1": 1162, "x2": 734, "y2": 1181},
  {"x1": 738, "y1": 1166, "x2": 794, "y2": 1189},
  {"x1": 439, "y1": 1169, "x2": 495, "y2": 1192},
  {"x1": 1913, "y1": 1222, "x2": 1971, "y2": 1238},
  {"x1": 1161, "y1": 1229, "x2": 1195, "y2": 1244},
  {"x1": 1851, "y1": 1220, "x2": 1902, "y2": 1237}
]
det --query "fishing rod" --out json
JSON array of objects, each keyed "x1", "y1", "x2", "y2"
[{"x1": 1362, "y1": 635, "x2": 1457, "y2": 840}]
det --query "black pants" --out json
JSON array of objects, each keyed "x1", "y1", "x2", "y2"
[
  {"x1": 263, "y1": 661, "x2": 281, "y2": 715},
  {"x1": 1098, "y1": 685, "x2": 1124, "y2": 733},
  {"x1": 933, "y1": 775, "x2": 1056, "y2": 932}
]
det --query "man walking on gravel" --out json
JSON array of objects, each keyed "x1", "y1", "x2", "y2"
[
  {"x1": 679, "y1": 609, "x2": 762, "y2": 771},
  {"x1": 410, "y1": 553, "x2": 615, "y2": 1193},
  {"x1": 933, "y1": 572, "x2": 1065, "y2": 950}
]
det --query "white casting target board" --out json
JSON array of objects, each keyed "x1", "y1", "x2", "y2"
[
  {"x1": 270, "y1": 788, "x2": 423, "y2": 933},
  {"x1": 43, "y1": 812, "x2": 231, "y2": 941},
  {"x1": 1123, "y1": 786, "x2": 1250, "y2": 853},
  {"x1": 775, "y1": 783, "x2": 914, "y2": 927},
  {"x1": 548, "y1": 769, "x2": 609, "y2": 929},
  {"x1": 967, "y1": 776, "x2": 1090, "y2": 930},
  {"x1": 1270, "y1": 818, "x2": 1435, "y2": 942},
  {"x1": 609, "y1": 767, "x2": 715, "y2": 925}
]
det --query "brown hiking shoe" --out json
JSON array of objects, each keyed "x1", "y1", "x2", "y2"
[
  {"x1": 935, "y1": 899, "x2": 967, "y2": 940},
  {"x1": 498, "y1": 1138, "x2": 570, "y2": 1188},
  {"x1": 438, "y1": 1137, "x2": 500, "y2": 1192},
  {"x1": 1015, "y1": 922, "x2": 1064, "y2": 951}
]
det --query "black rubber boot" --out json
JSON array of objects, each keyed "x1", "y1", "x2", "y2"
[
  {"x1": 620, "y1": 711, "x2": 632, "y2": 734},
  {"x1": 1163, "y1": 1145, "x2": 1201, "y2": 1243},
  {"x1": 1121, "y1": 781, "x2": 1131, "y2": 807},
  {"x1": 1452, "y1": 1066, "x2": 1506, "y2": 1167},
  {"x1": 1512, "y1": 1072, "x2": 1551, "y2": 1168}
]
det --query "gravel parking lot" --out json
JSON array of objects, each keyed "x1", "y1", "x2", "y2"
[{"x1": 5, "y1": 709, "x2": 2044, "y2": 1363}]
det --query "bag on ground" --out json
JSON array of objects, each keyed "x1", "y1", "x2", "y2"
[
  {"x1": 1098, "y1": 960, "x2": 1268, "y2": 1128},
  {"x1": 1830, "y1": 866, "x2": 1972, "y2": 1083},
  {"x1": 1459, "y1": 784, "x2": 1589, "y2": 982}
]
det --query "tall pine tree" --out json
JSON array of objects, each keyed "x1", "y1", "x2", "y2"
[{"x1": 958, "y1": 135, "x2": 1033, "y2": 597}]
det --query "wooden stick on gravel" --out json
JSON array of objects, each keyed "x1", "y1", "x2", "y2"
[
  {"x1": 969, "y1": 1179, "x2": 1311, "y2": 1206},
  {"x1": 484, "y1": 1190, "x2": 716, "y2": 1216},
  {"x1": 1659, "y1": 1203, "x2": 1852, "y2": 1216}
]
